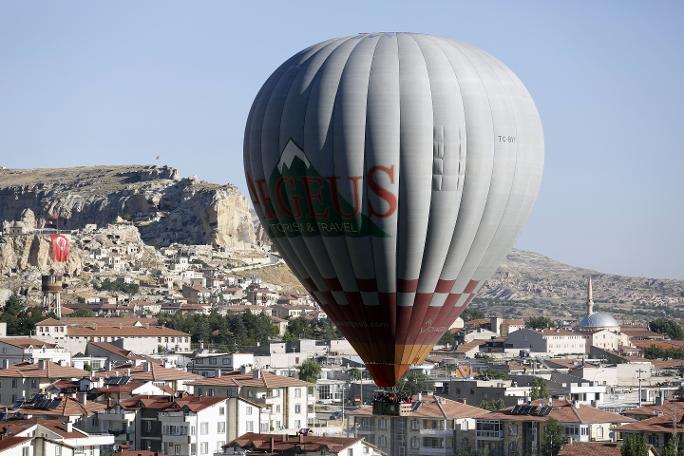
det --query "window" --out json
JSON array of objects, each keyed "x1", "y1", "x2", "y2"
[
  {"x1": 347, "y1": 449, "x2": 354, "y2": 456},
  {"x1": 222, "y1": 359, "x2": 230, "y2": 365},
  {"x1": 411, "y1": 437, "x2": 419, "y2": 449},
  {"x1": 200, "y1": 442, "x2": 208, "y2": 455},
  {"x1": 422, "y1": 437, "x2": 444, "y2": 449},
  {"x1": 145, "y1": 421, "x2": 152, "y2": 432},
  {"x1": 275, "y1": 405, "x2": 281, "y2": 413},
  {"x1": 379, "y1": 418, "x2": 386, "y2": 430},
  {"x1": 219, "y1": 406, "x2": 225, "y2": 416},
  {"x1": 209, "y1": 358, "x2": 217, "y2": 365},
  {"x1": 295, "y1": 420, "x2": 301, "y2": 429},
  {"x1": 295, "y1": 404, "x2": 301, "y2": 414},
  {"x1": 200, "y1": 422, "x2": 209, "y2": 435},
  {"x1": 12, "y1": 379, "x2": 17, "y2": 388},
  {"x1": 260, "y1": 423, "x2": 269, "y2": 432},
  {"x1": 597, "y1": 426, "x2": 604, "y2": 439},
  {"x1": 246, "y1": 406, "x2": 252, "y2": 415},
  {"x1": 411, "y1": 419, "x2": 419, "y2": 430},
  {"x1": 295, "y1": 388, "x2": 301, "y2": 398},
  {"x1": 379, "y1": 436, "x2": 386, "y2": 448},
  {"x1": 217, "y1": 422, "x2": 225, "y2": 433},
  {"x1": 22, "y1": 448, "x2": 29, "y2": 456},
  {"x1": 190, "y1": 444, "x2": 196, "y2": 455},
  {"x1": 246, "y1": 421, "x2": 254, "y2": 432},
  {"x1": 175, "y1": 445, "x2": 180, "y2": 455}
]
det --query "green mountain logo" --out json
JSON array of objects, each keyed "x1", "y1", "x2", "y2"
[{"x1": 264, "y1": 139, "x2": 388, "y2": 239}]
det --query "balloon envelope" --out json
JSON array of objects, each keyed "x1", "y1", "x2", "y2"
[{"x1": 244, "y1": 32, "x2": 544, "y2": 387}]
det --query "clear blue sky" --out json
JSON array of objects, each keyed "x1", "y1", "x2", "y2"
[{"x1": 1, "y1": 1, "x2": 682, "y2": 279}]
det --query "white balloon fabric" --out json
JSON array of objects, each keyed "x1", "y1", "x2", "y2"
[{"x1": 244, "y1": 32, "x2": 544, "y2": 386}]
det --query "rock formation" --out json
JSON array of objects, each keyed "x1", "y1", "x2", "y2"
[{"x1": 0, "y1": 165, "x2": 257, "y2": 248}]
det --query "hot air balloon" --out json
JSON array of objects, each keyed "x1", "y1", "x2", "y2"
[
  {"x1": 244, "y1": 33, "x2": 544, "y2": 387},
  {"x1": 49, "y1": 234, "x2": 69, "y2": 263}
]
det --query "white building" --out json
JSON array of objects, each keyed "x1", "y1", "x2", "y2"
[
  {"x1": 188, "y1": 369, "x2": 313, "y2": 433},
  {"x1": 0, "y1": 338, "x2": 70, "y2": 366}
]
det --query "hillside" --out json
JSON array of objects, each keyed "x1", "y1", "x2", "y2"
[{"x1": 0, "y1": 165, "x2": 256, "y2": 248}]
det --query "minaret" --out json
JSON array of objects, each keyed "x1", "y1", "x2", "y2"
[{"x1": 586, "y1": 276, "x2": 594, "y2": 316}]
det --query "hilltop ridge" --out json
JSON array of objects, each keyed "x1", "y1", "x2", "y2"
[{"x1": 0, "y1": 165, "x2": 257, "y2": 248}]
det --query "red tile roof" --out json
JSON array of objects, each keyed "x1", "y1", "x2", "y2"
[
  {"x1": 350, "y1": 395, "x2": 490, "y2": 419},
  {"x1": 0, "y1": 436, "x2": 31, "y2": 451},
  {"x1": 0, "y1": 362, "x2": 88, "y2": 379},
  {"x1": 558, "y1": 442, "x2": 620, "y2": 456},
  {"x1": 227, "y1": 433, "x2": 364, "y2": 454},
  {"x1": 0, "y1": 338, "x2": 57, "y2": 349},
  {"x1": 94, "y1": 363, "x2": 202, "y2": 382},
  {"x1": 484, "y1": 399, "x2": 635, "y2": 425},
  {"x1": 187, "y1": 371, "x2": 312, "y2": 388}
]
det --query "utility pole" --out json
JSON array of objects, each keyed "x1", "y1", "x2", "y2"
[{"x1": 637, "y1": 369, "x2": 645, "y2": 407}]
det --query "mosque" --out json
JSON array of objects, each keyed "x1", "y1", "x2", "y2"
[{"x1": 577, "y1": 276, "x2": 620, "y2": 332}]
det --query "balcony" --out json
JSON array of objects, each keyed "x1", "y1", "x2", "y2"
[
  {"x1": 420, "y1": 428, "x2": 449, "y2": 436},
  {"x1": 477, "y1": 430, "x2": 503, "y2": 439},
  {"x1": 163, "y1": 434, "x2": 192, "y2": 444}
]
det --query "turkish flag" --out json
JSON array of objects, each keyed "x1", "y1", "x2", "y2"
[{"x1": 49, "y1": 234, "x2": 69, "y2": 262}]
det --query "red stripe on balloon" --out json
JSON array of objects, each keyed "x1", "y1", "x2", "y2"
[
  {"x1": 464, "y1": 280, "x2": 479, "y2": 294},
  {"x1": 324, "y1": 278, "x2": 343, "y2": 292},
  {"x1": 356, "y1": 278, "x2": 378, "y2": 292},
  {"x1": 399, "y1": 292, "x2": 433, "y2": 345},
  {"x1": 435, "y1": 279, "x2": 456, "y2": 293},
  {"x1": 397, "y1": 279, "x2": 419, "y2": 293}
]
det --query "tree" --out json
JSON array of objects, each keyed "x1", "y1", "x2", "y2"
[
  {"x1": 621, "y1": 434, "x2": 648, "y2": 456},
  {"x1": 479, "y1": 399, "x2": 505, "y2": 411},
  {"x1": 649, "y1": 318, "x2": 684, "y2": 340},
  {"x1": 461, "y1": 307, "x2": 485, "y2": 322},
  {"x1": 526, "y1": 316, "x2": 555, "y2": 330},
  {"x1": 399, "y1": 370, "x2": 431, "y2": 396},
  {"x1": 0, "y1": 294, "x2": 45, "y2": 335},
  {"x1": 298, "y1": 359, "x2": 321, "y2": 383},
  {"x1": 68, "y1": 309, "x2": 96, "y2": 318},
  {"x1": 477, "y1": 368, "x2": 509, "y2": 380},
  {"x1": 530, "y1": 377, "x2": 549, "y2": 401},
  {"x1": 662, "y1": 439, "x2": 677, "y2": 456},
  {"x1": 347, "y1": 368, "x2": 363, "y2": 381},
  {"x1": 438, "y1": 330, "x2": 457, "y2": 347},
  {"x1": 541, "y1": 419, "x2": 567, "y2": 456},
  {"x1": 283, "y1": 317, "x2": 340, "y2": 342}
]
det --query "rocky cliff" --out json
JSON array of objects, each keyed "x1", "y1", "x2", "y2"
[{"x1": 0, "y1": 165, "x2": 256, "y2": 248}]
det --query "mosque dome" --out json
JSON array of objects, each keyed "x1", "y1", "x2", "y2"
[
  {"x1": 578, "y1": 311, "x2": 619, "y2": 330},
  {"x1": 576, "y1": 276, "x2": 620, "y2": 331}
]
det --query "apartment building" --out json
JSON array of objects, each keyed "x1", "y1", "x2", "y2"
[
  {"x1": 505, "y1": 329, "x2": 588, "y2": 356},
  {"x1": 189, "y1": 353, "x2": 255, "y2": 377},
  {"x1": 1, "y1": 419, "x2": 114, "y2": 456},
  {"x1": 188, "y1": 369, "x2": 313, "y2": 432},
  {"x1": 475, "y1": 399, "x2": 635, "y2": 456},
  {"x1": 0, "y1": 338, "x2": 70, "y2": 366},
  {"x1": 34, "y1": 318, "x2": 191, "y2": 355},
  {"x1": 350, "y1": 395, "x2": 490, "y2": 456},
  {"x1": 94, "y1": 362, "x2": 202, "y2": 392},
  {"x1": 0, "y1": 361, "x2": 88, "y2": 404}
]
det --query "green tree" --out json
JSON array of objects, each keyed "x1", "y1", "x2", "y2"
[
  {"x1": 621, "y1": 434, "x2": 648, "y2": 456},
  {"x1": 283, "y1": 317, "x2": 340, "y2": 342},
  {"x1": 461, "y1": 307, "x2": 485, "y2": 322},
  {"x1": 477, "y1": 368, "x2": 509, "y2": 380},
  {"x1": 298, "y1": 359, "x2": 321, "y2": 383},
  {"x1": 662, "y1": 439, "x2": 677, "y2": 456},
  {"x1": 479, "y1": 399, "x2": 505, "y2": 411},
  {"x1": 526, "y1": 316, "x2": 555, "y2": 330},
  {"x1": 0, "y1": 294, "x2": 45, "y2": 335},
  {"x1": 347, "y1": 368, "x2": 363, "y2": 381},
  {"x1": 530, "y1": 377, "x2": 549, "y2": 401},
  {"x1": 649, "y1": 318, "x2": 684, "y2": 340},
  {"x1": 67, "y1": 309, "x2": 96, "y2": 318},
  {"x1": 399, "y1": 370, "x2": 431, "y2": 396},
  {"x1": 438, "y1": 330, "x2": 457, "y2": 347},
  {"x1": 541, "y1": 419, "x2": 567, "y2": 456}
]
